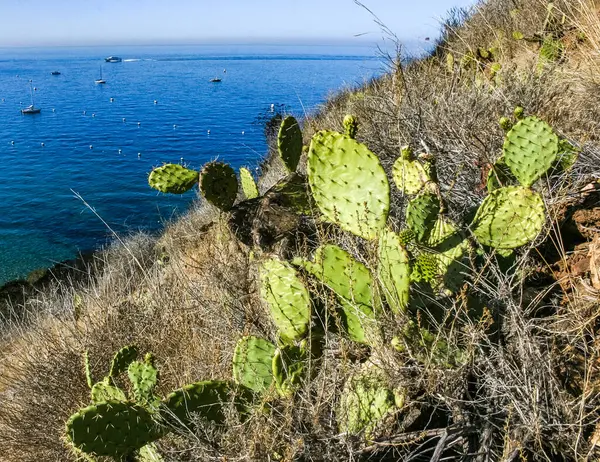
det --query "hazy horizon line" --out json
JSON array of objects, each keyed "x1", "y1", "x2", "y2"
[{"x1": 0, "y1": 36, "x2": 426, "y2": 49}]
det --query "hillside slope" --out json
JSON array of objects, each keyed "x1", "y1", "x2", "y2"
[{"x1": 1, "y1": 0, "x2": 600, "y2": 461}]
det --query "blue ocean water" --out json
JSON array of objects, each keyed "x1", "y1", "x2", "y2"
[{"x1": 0, "y1": 44, "x2": 382, "y2": 284}]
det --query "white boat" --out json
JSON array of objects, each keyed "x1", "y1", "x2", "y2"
[
  {"x1": 21, "y1": 80, "x2": 41, "y2": 114},
  {"x1": 105, "y1": 56, "x2": 122, "y2": 63},
  {"x1": 95, "y1": 66, "x2": 106, "y2": 84}
]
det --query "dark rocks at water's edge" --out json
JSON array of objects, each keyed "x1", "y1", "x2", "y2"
[{"x1": 0, "y1": 251, "x2": 99, "y2": 319}]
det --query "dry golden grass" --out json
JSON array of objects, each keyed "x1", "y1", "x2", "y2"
[{"x1": 1, "y1": 0, "x2": 600, "y2": 461}]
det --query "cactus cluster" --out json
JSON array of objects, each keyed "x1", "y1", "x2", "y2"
[
  {"x1": 66, "y1": 347, "x2": 252, "y2": 460},
  {"x1": 139, "y1": 112, "x2": 573, "y2": 444}
]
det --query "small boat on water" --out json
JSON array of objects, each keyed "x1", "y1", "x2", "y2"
[
  {"x1": 95, "y1": 66, "x2": 106, "y2": 84},
  {"x1": 21, "y1": 80, "x2": 40, "y2": 114},
  {"x1": 105, "y1": 56, "x2": 122, "y2": 63},
  {"x1": 51, "y1": 71, "x2": 61, "y2": 75},
  {"x1": 210, "y1": 77, "x2": 222, "y2": 82}
]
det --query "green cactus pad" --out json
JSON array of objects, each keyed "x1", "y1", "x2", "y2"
[
  {"x1": 90, "y1": 381, "x2": 127, "y2": 403},
  {"x1": 425, "y1": 216, "x2": 458, "y2": 247},
  {"x1": 338, "y1": 367, "x2": 396, "y2": 435},
  {"x1": 486, "y1": 156, "x2": 517, "y2": 192},
  {"x1": 232, "y1": 336, "x2": 276, "y2": 393},
  {"x1": 392, "y1": 148, "x2": 430, "y2": 195},
  {"x1": 128, "y1": 355, "x2": 159, "y2": 405},
  {"x1": 199, "y1": 161, "x2": 238, "y2": 211},
  {"x1": 472, "y1": 186, "x2": 545, "y2": 249},
  {"x1": 148, "y1": 164, "x2": 199, "y2": 194},
  {"x1": 411, "y1": 252, "x2": 439, "y2": 284},
  {"x1": 161, "y1": 380, "x2": 241, "y2": 426},
  {"x1": 108, "y1": 345, "x2": 139, "y2": 379},
  {"x1": 377, "y1": 229, "x2": 410, "y2": 314},
  {"x1": 239, "y1": 167, "x2": 259, "y2": 199},
  {"x1": 503, "y1": 116, "x2": 558, "y2": 187},
  {"x1": 436, "y1": 234, "x2": 471, "y2": 294},
  {"x1": 260, "y1": 259, "x2": 311, "y2": 344},
  {"x1": 343, "y1": 115, "x2": 359, "y2": 139},
  {"x1": 272, "y1": 344, "x2": 307, "y2": 397},
  {"x1": 278, "y1": 116, "x2": 303, "y2": 172},
  {"x1": 294, "y1": 244, "x2": 377, "y2": 344},
  {"x1": 397, "y1": 228, "x2": 416, "y2": 246},
  {"x1": 307, "y1": 131, "x2": 389, "y2": 240},
  {"x1": 66, "y1": 401, "x2": 161, "y2": 457},
  {"x1": 406, "y1": 192, "x2": 440, "y2": 242},
  {"x1": 83, "y1": 351, "x2": 93, "y2": 389}
]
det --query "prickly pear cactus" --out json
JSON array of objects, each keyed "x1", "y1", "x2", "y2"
[
  {"x1": 307, "y1": 131, "x2": 389, "y2": 240},
  {"x1": 425, "y1": 216, "x2": 458, "y2": 248},
  {"x1": 472, "y1": 186, "x2": 546, "y2": 249},
  {"x1": 499, "y1": 117, "x2": 513, "y2": 132},
  {"x1": 109, "y1": 345, "x2": 139, "y2": 379},
  {"x1": 392, "y1": 146, "x2": 430, "y2": 195},
  {"x1": 239, "y1": 167, "x2": 259, "y2": 199},
  {"x1": 232, "y1": 336, "x2": 276, "y2": 393},
  {"x1": 406, "y1": 192, "x2": 440, "y2": 242},
  {"x1": 337, "y1": 367, "x2": 397, "y2": 435},
  {"x1": 503, "y1": 116, "x2": 559, "y2": 187},
  {"x1": 377, "y1": 229, "x2": 410, "y2": 314},
  {"x1": 128, "y1": 353, "x2": 159, "y2": 405},
  {"x1": 278, "y1": 116, "x2": 303, "y2": 173},
  {"x1": 65, "y1": 401, "x2": 161, "y2": 457},
  {"x1": 161, "y1": 380, "x2": 242, "y2": 426},
  {"x1": 397, "y1": 228, "x2": 416, "y2": 246},
  {"x1": 83, "y1": 351, "x2": 93, "y2": 389},
  {"x1": 148, "y1": 164, "x2": 199, "y2": 194},
  {"x1": 90, "y1": 381, "x2": 127, "y2": 403},
  {"x1": 260, "y1": 259, "x2": 311, "y2": 344},
  {"x1": 411, "y1": 252, "x2": 439, "y2": 284},
  {"x1": 486, "y1": 156, "x2": 516, "y2": 192},
  {"x1": 272, "y1": 344, "x2": 307, "y2": 397},
  {"x1": 343, "y1": 114, "x2": 359, "y2": 139},
  {"x1": 199, "y1": 161, "x2": 238, "y2": 211},
  {"x1": 294, "y1": 244, "x2": 378, "y2": 344}
]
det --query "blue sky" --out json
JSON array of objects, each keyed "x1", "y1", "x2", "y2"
[{"x1": 1, "y1": 0, "x2": 475, "y2": 47}]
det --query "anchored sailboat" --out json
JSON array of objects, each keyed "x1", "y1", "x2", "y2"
[
  {"x1": 95, "y1": 66, "x2": 106, "y2": 84},
  {"x1": 21, "y1": 80, "x2": 40, "y2": 114}
]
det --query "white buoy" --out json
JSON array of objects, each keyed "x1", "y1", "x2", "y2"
[
  {"x1": 41, "y1": 142, "x2": 45, "y2": 147},
  {"x1": 118, "y1": 149, "x2": 122, "y2": 154},
  {"x1": 207, "y1": 129, "x2": 211, "y2": 134},
  {"x1": 10, "y1": 141, "x2": 14, "y2": 145},
  {"x1": 122, "y1": 118, "x2": 126, "y2": 122},
  {"x1": 173, "y1": 124, "x2": 177, "y2": 128},
  {"x1": 137, "y1": 122, "x2": 141, "y2": 126},
  {"x1": 241, "y1": 131, "x2": 245, "y2": 135},
  {"x1": 52, "y1": 108, "x2": 55, "y2": 112},
  {"x1": 110, "y1": 98, "x2": 114, "y2": 102},
  {"x1": 83, "y1": 110, "x2": 86, "y2": 115},
  {"x1": 180, "y1": 157, "x2": 184, "y2": 162},
  {"x1": 153, "y1": 100, "x2": 157, "y2": 104},
  {"x1": 270, "y1": 104, "x2": 274, "y2": 112},
  {"x1": 138, "y1": 152, "x2": 141, "y2": 157},
  {"x1": 92, "y1": 113, "x2": 96, "y2": 117},
  {"x1": 1, "y1": 98, "x2": 4, "y2": 102},
  {"x1": 90, "y1": 145, "x2": 93, "y2": 149}
]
